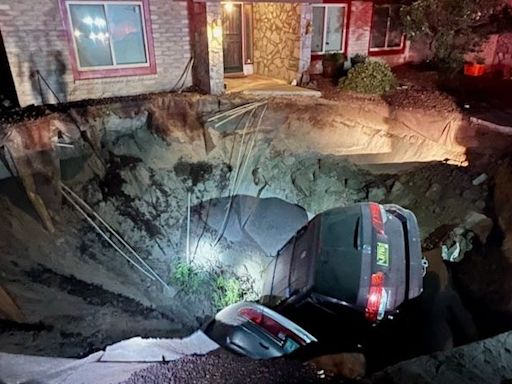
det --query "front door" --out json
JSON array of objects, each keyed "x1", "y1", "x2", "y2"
[
  {"x1": 222, "y1": 4, "x2": 243, "y2": 74},
  {"x1": 0, "y1": 31, "x2": 19, "y2": 107}
]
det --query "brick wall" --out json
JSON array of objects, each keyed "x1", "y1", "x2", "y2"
[
  {"x1": 346, "y1": 1, "x2": 410, "y2": 66},
  {"x1": 346, "y1": 1, "x2": 372, "y2": 57},
  {"x1": 0, "y1": 0, "x2": 193, "y2": 107}
]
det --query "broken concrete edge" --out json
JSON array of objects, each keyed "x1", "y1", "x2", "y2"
[{"x1": 0, "y1": 331, "x2": 220, "y2": 383}]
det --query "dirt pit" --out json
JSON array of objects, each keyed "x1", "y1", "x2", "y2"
[{"x1": 0, "y1": 93, "x2": 511, "y2": 373}]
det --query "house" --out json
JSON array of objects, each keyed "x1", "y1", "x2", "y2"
[{"x1": 0, "y1": 0, "x2": 415, "y2": 108}]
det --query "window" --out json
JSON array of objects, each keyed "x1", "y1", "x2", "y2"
[
  {"x1": 370, "y1": 5, "x2": 405, "y2": 52},
  {"x1": 62, "y1": 0, "x2": 155, "y2": 79},
  {"x1": 311, "y1": 4, "x2": 347, "y2": 54}
]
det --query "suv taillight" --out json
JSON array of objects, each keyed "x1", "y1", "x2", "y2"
[
  {"x1": 369, "y1": 203, "x2": 385, "y2": 235},
  {"x1": 365, "y1": 272, "x2": 387, "y2": 322}
]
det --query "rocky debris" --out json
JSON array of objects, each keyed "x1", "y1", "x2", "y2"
[
  {"x1": 367, "y1": 331, "x2": 512, "y2": 384},
  {"x1": 308, "y1": 353, "x2": 366, "y2": 380},
  {"x1": 462, "y1": 211, "x2": 493, "y2": 244},
  {"x1": 472, "y1": 173, "x2": 488, "y2": 186},
  {"x1": 441, "y1": 211, "x2": 495, "y2": 262},
  {"x1": 425, "y1": 183, "x2": 442, "y2": 200},
  {"x1": 494, "y1": 160, "x2": 512, "y2": 260},
  {"x1": 368, "y1": 186, "x2": 386, "y2": 203}
]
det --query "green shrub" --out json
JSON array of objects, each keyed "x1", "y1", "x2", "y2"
[
  {"x1": 170, "y1": 259, "x2": 256, "y2": 311},
  {"x1": 212, "y1": 275, "x2": 242, "y2": 311},
  {"x1": 170, "y1": 261, "x2": 206, "y2": 294},
  {"x1": 339, "y1": 60, "x2": 396, "y2": 94}
]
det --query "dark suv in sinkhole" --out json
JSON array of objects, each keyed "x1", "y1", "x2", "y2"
[{"x1": 261, "y1": 202, "x2": 425, "y2": 323}]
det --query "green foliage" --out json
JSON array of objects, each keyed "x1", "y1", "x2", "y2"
[
  {"x1": 351, "y1": 54, "x2": 367, "y2": 66},
  {"x1": 170, "y1": 260, "x2": 256, "y2": 312},
  {"x1": 212, "y1": 275, "x2": 242, "y2": 310},
  {"x1": 339, "y1": 60, "x2": 396, "y2": 94},
  {"x1": 170, "y1": 261, "x2": 206, "y2": 294},
  {"x1": 401, "y1": 0, "x2": 508, "y2": 71}
]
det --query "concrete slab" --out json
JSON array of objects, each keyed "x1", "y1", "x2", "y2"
[
  {"x1": 224, "y1": 75, "x2": 321, "y2": 97},
  {"x1": 100, "y1": 331, "x2": 219, "y2": 362},
  {"x1": 0, "y1": 332, "x2": 218, "y2": 383}
]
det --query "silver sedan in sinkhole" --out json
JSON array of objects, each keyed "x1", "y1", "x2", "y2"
[{"x1": 204, "y1": 301, "x2": 317, "y2": 359}]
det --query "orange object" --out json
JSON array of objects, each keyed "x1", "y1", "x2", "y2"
[{"x1": 464, "y1": 63, "x2": 486, "y2": 77}]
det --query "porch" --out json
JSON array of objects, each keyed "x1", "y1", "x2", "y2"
[
  {"x1": 220, "y1": 2, "x2": 311, "y2": 89},
  {"x1": 224, "y1": 74, "x2": 321, "y2": 97}
]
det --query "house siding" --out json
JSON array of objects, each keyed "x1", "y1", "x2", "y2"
[
  {"x1": 346, "y1": 0, "x2": 372, "y2": 57},
  {"x1": 346, "y1": 1, "x2": 410, "y2": 65},
  {"x1": 0, "y1": 0, "x2": 193, "y2": 107}
]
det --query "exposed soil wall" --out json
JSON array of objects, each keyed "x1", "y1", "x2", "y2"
[{"x1": 0, "y1": 92, "x2": 511, "y2": 361}]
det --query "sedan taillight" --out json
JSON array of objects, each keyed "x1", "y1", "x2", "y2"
[{"x1": 238, "y1": 308, "x2": 306, "y2": 345}]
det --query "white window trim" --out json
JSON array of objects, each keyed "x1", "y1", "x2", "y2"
[
  {"x1": 369, "y1": 4, "x2": 406, "y2": 52},
  {"x1": 66, "y1": 0, "x2": 151, "y2": 71},
  {"x1": 311, "y1": 4, "x2": 348, "y2": 55}
]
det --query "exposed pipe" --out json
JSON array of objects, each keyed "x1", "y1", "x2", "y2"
[
  {"x1": 61, "y1": 188, "x2": 156, "y2": 282},
  {"x1": 186, "y1": 191, "x2": 191, "y2": 264},
  {"x1": 61, "y1": 183, "x2": 173, "y2": 292},
  {"x1": 213, "y1": 108, "x2": 257, "y2": 246}
]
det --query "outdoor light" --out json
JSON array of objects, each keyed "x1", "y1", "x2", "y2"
[
  {"x1": 89, "y1": 32, "x2": 97, "y2": 40},
  {"x1": 73, "y1": 29, "x2": 82, "y2": 38},
  {"x1": 211, "y1": 20, "x2": 222, "y2": 40},
  {"x1": 83, "y1": 16, "x2": 94, "y2": 25},
  {"x1": 223, "y1": 2, "x2": 233, "y2": 13},
  {"x1": 94, "y1": 17, "x2": 106, "y2": 27}
]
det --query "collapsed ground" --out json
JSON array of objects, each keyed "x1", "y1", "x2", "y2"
[{"x1": 0, "y1": 87, "x2": 512, "y2": 377}]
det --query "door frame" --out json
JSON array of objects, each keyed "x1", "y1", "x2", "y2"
[{"x1": 221, "y1": 2, "x2": 253, "y2": 76}]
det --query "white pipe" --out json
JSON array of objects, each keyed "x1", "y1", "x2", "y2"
[
  {"x1": 61, "y1": 189, "x2": 156, "y2": 281},
  {"x1": 61, "y1": 183, "x2": 173, "y2": 292},
  {"x1": 213, "y1": 108, "x2": 256, "y2": 246},
  {"x1": 186, "y1": 191, "x2": 191, "y2": 264},
  {"x1": 234, "y1": 104, "x2": 267, "y2": 195}
]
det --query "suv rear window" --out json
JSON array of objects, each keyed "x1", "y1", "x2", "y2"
[{"x1": 315, "y1": 206, "x2": 363, "y2": 304}]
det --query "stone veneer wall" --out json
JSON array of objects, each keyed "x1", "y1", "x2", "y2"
[
  {"x1": 253, "y1": 3, "x2": 311, "y2": 83},
  {"x1": 0, "y1": 0, "x2": 193, "y2": 107}
]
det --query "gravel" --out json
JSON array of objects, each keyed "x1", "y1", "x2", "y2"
[{"x1": 121, "y1": 350, "x2": 342, "y2": 384}]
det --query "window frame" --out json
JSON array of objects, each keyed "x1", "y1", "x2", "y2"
[
  {"x1": 368, "y1": 4, "x2": 406, "y2": 56},
  {"x1": 60, "y1": 0, "x2": 156, "y2": 80},
  {"x1": 311, "y1": 3, "x2": 349, "y2": 55}
]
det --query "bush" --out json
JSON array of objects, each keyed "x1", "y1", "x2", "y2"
[
  {"x1": 170, "y1": 259, "x2": 257, "y2": 311},
  {"x1": 339, "y1": 60, "x2": 396, "y2": 94},
  {"x1": 170, "y1": 261, "x2": 206, "y2": 294},
  {"x1": 212, "y1": 275, "x2": 242, "y2": 310}
]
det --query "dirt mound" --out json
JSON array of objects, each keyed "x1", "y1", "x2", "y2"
[{"x1": 383, "y1": 88, "x2": 459, "y2": 113}]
